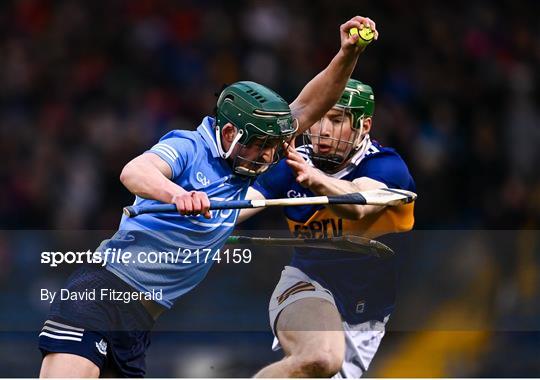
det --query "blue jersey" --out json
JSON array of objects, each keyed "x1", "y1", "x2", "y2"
[
  {"x1": 253, "y1": 140, "x2": 416, "y2": 324},
  {"x1": 102, "y1": 116, "x2": 251, "y2": 308}
]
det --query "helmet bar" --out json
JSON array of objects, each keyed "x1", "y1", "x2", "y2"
[{"x1": 253, "y1": 109, "x2": 292, "y2": 117}]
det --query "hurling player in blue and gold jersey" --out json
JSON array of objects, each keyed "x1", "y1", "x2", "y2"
[
  {"x1": 240, "y1": 79, "x2": 415, "y2": 378},
  {"x1": 38, "y1": 17, "x2": 379, "y2": 378}
]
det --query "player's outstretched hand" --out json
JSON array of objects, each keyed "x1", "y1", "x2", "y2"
[
  {"x1": 284, "y1": 142, "x2": 324, "y2": 189},
  {"x1": 171, "y1": 191, "x2": 211, "y2": 219},
  {"x1": 340, "y1": 16, "x2": 378, "y2": 54}
]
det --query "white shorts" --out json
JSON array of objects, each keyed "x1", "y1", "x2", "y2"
[{"x1": 269, "y1": 266, "x2": 388, "y2": 378}]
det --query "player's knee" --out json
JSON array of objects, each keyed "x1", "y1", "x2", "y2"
[
  {"x1": 293, "y1": 350, "x2": 343, "y2": 377},
  {"x1": 40, "y1": 353, "x2": 100, "y2": 378}
]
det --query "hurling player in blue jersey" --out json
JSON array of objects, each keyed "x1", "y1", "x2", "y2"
[
  {"x1": 239, "y1": 79, "x2": 416, "y2": 378},
  {"x1": 38, "y1": 17, "x2": 379, "y2": 378}
]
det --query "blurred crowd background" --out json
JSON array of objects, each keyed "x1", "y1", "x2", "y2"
[{"x1": 0, "y1": 0, "x2": 539, "y2": 377}]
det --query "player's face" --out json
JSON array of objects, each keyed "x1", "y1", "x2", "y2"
[
  {"x1": 242, "y1": 137, "x2": 278, "y2": 162},
  {"x1": 220, "y1": 122, "x2": 293, "y2": 176},
  {"x1": 309, "y1": 107, "x2": 355, "y2": 158},
  {"x1": 233, "y1": 137, "x2": 282, "y2": 176}
]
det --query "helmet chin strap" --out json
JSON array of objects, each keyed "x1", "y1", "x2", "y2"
[
  {"x1": 355, "y1": 133, "x2": 371, "y2": 157},
  {"x1": 348, "y1": 116, "x2": 370, "y2": 161},
  {"x1": 216, "y1": 127, "x2": 244, "y2": 159}
]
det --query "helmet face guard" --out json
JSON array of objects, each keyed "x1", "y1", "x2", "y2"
[
  {"x1": 303, "y1": 108, "x2": 362, "y2": 173},
  {"x1": 304, "y1": 79, "x2": 374, "y2": 173},
  {"x1": 215, "y1": 81, "x2": 298, "y2": 176},
  {"x1": 232, "y1": 128, "x2": 297, "y2": 176}
]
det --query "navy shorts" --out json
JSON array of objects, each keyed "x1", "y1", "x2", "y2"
[{"x1": 38, "y1": 265, "x2": 155, "y2": 377}]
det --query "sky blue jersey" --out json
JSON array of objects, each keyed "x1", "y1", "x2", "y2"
[{"x1": 101, "y1": 117, "x2": 251, "y2": 308}]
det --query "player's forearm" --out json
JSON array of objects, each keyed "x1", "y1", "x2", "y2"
[
  {"x1": 291, "y1": 48, "x2": 360, "y2": 134},
  {"x1": 309, "y1": 175, "x2": 381, "y2": 220},
  {"x1": 236, "y1": 187, "x2": 267, "y2": 225},
  {"x1": 308, "y1": 175, "x2": 364, "y2": 219},
  {"x1": 120, "y1": 160, "x2": 186, "y2": 204}
]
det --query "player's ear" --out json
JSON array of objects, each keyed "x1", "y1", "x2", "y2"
[
  {"x1": 221, "y1": 123, "x2": 238, "y2": 143},
  {"x1": 362, "y1": 117, "x2": 372, "y2": 134}
]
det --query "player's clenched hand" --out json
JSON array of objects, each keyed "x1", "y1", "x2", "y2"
[
  {"x1": 284, "y1": 143, "x2": 324, "y2": 189},
  {"x1": 171, "y1": 191, "x2": 211, "y2": 219},
  {"x1": 340, "y1": 16, "x2": 378, "y2": 53}
]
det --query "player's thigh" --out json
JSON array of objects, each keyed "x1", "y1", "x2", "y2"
[
  {"x1": 276, "y1": 297, "x2": 345, "y2": 360},
  {"x1": 40, "y1": 353, "x2": 100, "y2": 378}
]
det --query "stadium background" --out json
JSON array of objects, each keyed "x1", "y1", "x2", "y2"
[{"x1": 0, "y1": 0, "x2": 539, "y2": 377}]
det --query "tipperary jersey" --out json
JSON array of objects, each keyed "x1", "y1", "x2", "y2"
[
  {"x1": 102, "y1": 116, "x2": 251, "y2": 308},
  {"x1": 253, "y1": 139, "x2": 415, "y2": 324}
]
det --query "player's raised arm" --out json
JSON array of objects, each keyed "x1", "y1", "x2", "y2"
[
  {"x1": 290, "y1": 16, "x2": 378, "y2": 134},
  {"x1": 120, "y1": 153, "x2": 211, "y2": 218}
]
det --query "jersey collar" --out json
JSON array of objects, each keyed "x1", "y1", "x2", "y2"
[
  {"x1": 330, "y1": 138, "x2": 372, "y2": 178},
  {"x1": 197, "y1": 116, "x2": 221, "y2": 158}
]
